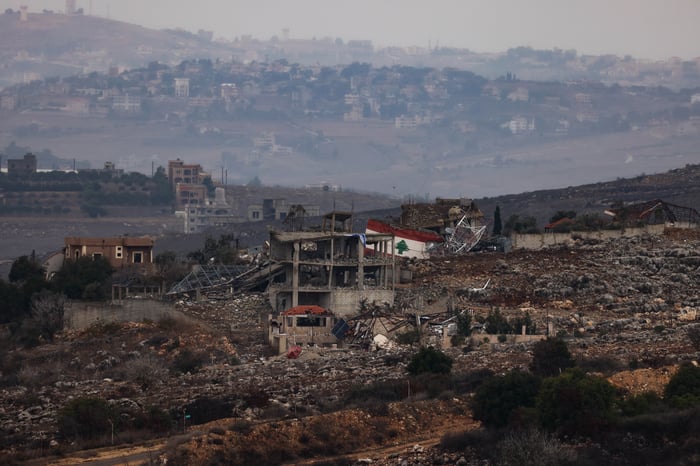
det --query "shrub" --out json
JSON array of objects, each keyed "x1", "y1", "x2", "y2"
[
  {"x1": 228, "y1": 419, "x2": 253, "y2": 434},
  {"x1": 576, "y1": 356, "x2": 625, "y2": 376},
  {"x1": 172, "y1": 349, "x2": 206, "y2": 374},
  {"x1": 406, "y1": 346, "x2": 452, "y2": 375},
  {"x1": 57, "y1": 397, "x2": 115, "y2": 441},
  {"x1": 440, "y1": 428, "x2": 497, "y2": 452},
  {"x1": 395, "y1": 328, "x2": 420, "y2": 345},
  {"x1": 530, "y1": 337, "x2": 575, "y2": 377},
  {"x1": 664, "y1": 363, "x2": 700, "y2": 408},
  {"x1": 687, "y1": 325, "x2": 700, "y2": 350},
  {"x1": 495, "y1": 429, "x2": 577, "y2": 466},
  {"x1": 472, "y1": 370, "x2": 541, "y2": 429},
  {"x1": 133, "y1": 405, "x2": 173, "y2": 433},
  {"x1": 619, "y1": 391, "x2": 666, "y2": 417},
  {"x1": 124, "y1": 354, "x2": 167, "y2": 390},
  {"x1": 410, "y1": 372, "x2": 454, "y2": 399},
  {"x1": 182, "y1": 397, "x2": 233, "y2": 425},
  {"x1": 484, "y1": 309, "x2": 512, "y2": 334},
  {"x1": 536, "y1": 368, "x2": 617, "y2": 437}
]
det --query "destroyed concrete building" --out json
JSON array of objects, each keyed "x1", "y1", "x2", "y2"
[
  {"x1": 400, "y1": 197, "x2": 485, "y2": 232},
  {"x1": 268, "y1": 305, "x2": 339, "y2": 354},
  {"x1": 268, "y1": 211, "x2": 396, "y2": 318},
  {"x1": 366, "y1": 197, "x2": 487, "y2": 258},
  {"x1": 605, "y1": 199, "x2": 700, "y2": 227}
]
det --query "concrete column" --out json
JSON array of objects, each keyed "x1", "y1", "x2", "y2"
[
  {"x1": 292, "y1": 241, "x2": 300, "y2": 307},
  {"x1": 357, "y1": 236, "x2": 364, "y2": 290}
]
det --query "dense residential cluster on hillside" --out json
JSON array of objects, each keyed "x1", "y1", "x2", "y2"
[{"x1": 3, "y1": 58, "x2": 700, "y2": 140}]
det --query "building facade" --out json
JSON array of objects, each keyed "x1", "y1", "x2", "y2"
[
  {"x1": 7, "y1": 154, "x2": 37, "y2": 176},
  {"x1": 64, "y1": 236, "x2": 155, "y2": 270},
  {"x1": 268, "y1": 213, "x2": 396, "y2": 318}
]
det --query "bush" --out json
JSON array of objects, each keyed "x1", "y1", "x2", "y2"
[
  {"x1": 57, "y1": 397, "x2": 115, "y2": 441},
  {"x1": 618, "y1": 391, "x2": 665, "y2": 417},
  {"x1": 576, "y1": 356, "x2": 625, "y2": 376},
  {"x1": 530, "y1": 337, "x2": 575, "y2": 377},
  {"x1": 536, "y1": 368, "x2": 617, "y2": 437},
  {"x1": 687, "y1": 325, "x2": 700, "y2": 350},
  {"x1": 124, "y1": 354, "x2": 168, "y2": 390},
  {"x1": 133, "y1": 405, "x2": 173, "y2": 433},
  {"x1": 395, "y1": 328, "x2": 420, "y2": 345},
  {"x1": 172, "y1": 349, "x2": 206, "y2": 374},
  {"x1": 664, "y1": 363, "x2": 700, "y2": 408},
  {"x1": 182, "y1": 397, "x2": 233, "y2": 425},
  {"x1": 406, "y1": 346, "x2": 452, "y2": 375},
  {"x1": 472, "y1": 370, "x2": 541, "y2": 429},
  {"x1": 495, "y1": 429, "x2": 577, "y2": 466},
  {"x1": 484, "y1": 309, "x2": 512, "y2": 334}
]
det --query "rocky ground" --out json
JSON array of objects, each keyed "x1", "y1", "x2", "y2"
[{"x1": 1, "y1": 228, "x2": 699, "y2": 464}]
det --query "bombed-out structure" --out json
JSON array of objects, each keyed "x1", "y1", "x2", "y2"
[{"x1": 268, "y1": 211, "x2": 396, "y2": 318}]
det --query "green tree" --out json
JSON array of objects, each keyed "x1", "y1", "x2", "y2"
[
  {"x1": 9, "y1": 255, "x2": 45, "y2": 283},
  {"x1": 202, "y1": 176, "x2": 215, "y2": 196},
  {"x1": 493, "y1": 205, "x2": 503, "y2": 236},
  {"x1": 155, "y1": 250, "x2": 187, "y2": 285},
  {"x1": 29, "y1": 290, "x2": 65, "y2": 342},
  {"x1": 472, "y1": 370, "x2": 541, "y2": 428},
  {"x1": 484, "y1": 309, "x2": 512, "y2": 334},
  {"x1": 536, "y1": 368, "x2": 617, "y2": 437},
  {"x1": 407, "y1": 346, "x2": 453, "y2": 375},
  {"x1": 151, "y1": 166, "x2": 174, "y2": 204},
  {"x1": 530, "y1": 337, "x2": 575, "y2": 377},
  {"x1": 456, "y1": 310, "x2": 472, "y2": 337},
  {"x1": 53, "y1": 256, "x2": 114, "y2": 300},
  {"x1": 503, "y1": 214, "x2": 540, "y2": 236},
  {"x1": 664, "y1": 363, "x2": 700, "y2": 408},
  {"x1": 0, "y1": 279, "x2": 27, "y2": 324}
]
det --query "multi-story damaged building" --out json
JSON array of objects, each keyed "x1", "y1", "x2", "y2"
[{"x1": 268, "y1": 211, "x2": 396, "y2": 318}]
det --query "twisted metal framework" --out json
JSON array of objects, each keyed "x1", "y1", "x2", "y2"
[
  {"x1": 443, "y1": 215, "x2": 487, "y2": 254},
  {"x1": 167, "y1": 264, "x2": 252, "y2": 295}
]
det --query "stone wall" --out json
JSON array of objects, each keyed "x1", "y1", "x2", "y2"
[
  {"x1": 64, "y1": 299, "x2": 195, "y2": 330},
  {"x1": 511, "y1": 224, "x2": 667, "y2": 250}
]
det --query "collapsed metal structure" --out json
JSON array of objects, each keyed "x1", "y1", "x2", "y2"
[
  {"x1": 167, "y1": 263, "x2": 281, "y2": 297},
  {"x1": 606, "y1": 199, "x2": 700, "y2": 226},
  {"x1": 442, "y1": 215, "x2": 488, "y2": 255}
]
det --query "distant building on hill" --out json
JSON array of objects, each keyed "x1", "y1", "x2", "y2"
[
  {"x1": 7, "y1": 154, "x2": 37, "y2": 176},
  {"x1": 64, "y1": 236, "x2": 155, "y2": 270}
]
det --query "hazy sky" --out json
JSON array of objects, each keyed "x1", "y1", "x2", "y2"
[{"x1": 4, "y1": 0, "x2": 700, "y2": 60}]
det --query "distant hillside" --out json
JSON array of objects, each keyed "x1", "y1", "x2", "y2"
[
  {"x1": 475, "y1": 164, "x2": 700, "y2": 228},
  {"x1": 2, "y1": 10, "x2": 699, "y2": 91},
  {"x1": 0, "y1": 11, "x2": 232, "y2": 87}
]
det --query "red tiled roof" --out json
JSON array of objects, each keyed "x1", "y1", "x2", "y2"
[{"x1": 544, "y1": 217, "x2": 573, "y2": 229}]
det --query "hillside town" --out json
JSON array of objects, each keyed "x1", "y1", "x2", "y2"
[{"x1": 2, "y1": 3, "x2": 700, "y2": 465}]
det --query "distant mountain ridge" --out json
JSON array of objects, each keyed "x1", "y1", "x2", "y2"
[{"x1": 1, "y1": 10, "x2": 699, "y2": 90}]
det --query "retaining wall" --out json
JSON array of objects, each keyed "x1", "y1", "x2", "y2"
[
  {"x1": 64, "y1": 299, "x2": 195, "y2": 330},
  {"x1": 511, "y1": 224, "x2": 667, "y2": 250}
]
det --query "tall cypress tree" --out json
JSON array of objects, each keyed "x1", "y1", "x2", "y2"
[{"x1": 493, "y1": 205, "x2": 503, "y2": 236}]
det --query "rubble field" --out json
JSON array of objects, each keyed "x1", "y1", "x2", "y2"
[{"x1": 1, "y1": 228, "x2": 699, "y2": 464}]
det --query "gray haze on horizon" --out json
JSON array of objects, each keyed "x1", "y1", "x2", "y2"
[{"x1": 3, "y1": 0, "x2": 700, "y2": 60}]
